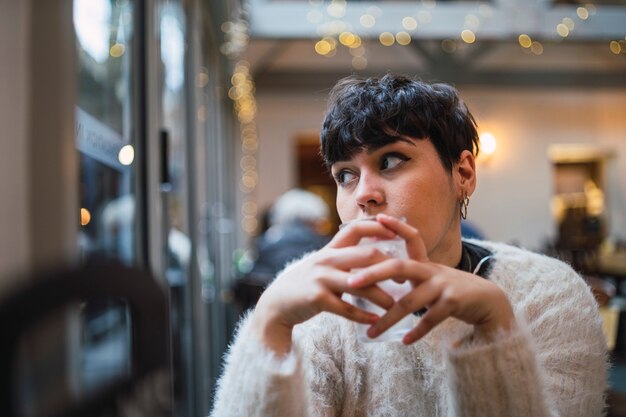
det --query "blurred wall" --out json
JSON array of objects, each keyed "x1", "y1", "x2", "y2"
[
  {"x1": 0, "y1": 0, "x2": 78, "y2": 292},
  {"x1": 0, "y1": 0, "x2": 31, "y2": 288},
  {"x1": 255, "y1": 87, "x2": 626, "y2": 250},
  {"x1": 255, "y1": 92, "x2": 327, "y2": 219},
  {"x1": 464, "y1": 88, "x2": 626, "y2": 249}
]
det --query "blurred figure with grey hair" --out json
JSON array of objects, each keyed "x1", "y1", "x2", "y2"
[{"x1": 233, "y1": 189, "x2": 331, "y2": 312}]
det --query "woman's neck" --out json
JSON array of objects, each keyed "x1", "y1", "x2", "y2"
[{"x1": 427, "y1": 229, "x2": 463, "y2": 267}]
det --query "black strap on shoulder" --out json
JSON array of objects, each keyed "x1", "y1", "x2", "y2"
[
  {"x1": 413, "y1": 241, "x2": 493, "y2": 316},
  {"x1": 457, "y1": 240, "x2": 493, "y2": 279}
]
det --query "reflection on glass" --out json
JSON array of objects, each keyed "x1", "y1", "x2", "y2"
[
  {"x1": 61, "y1": 2, "x2": 137, "y2": 413},
  {"x1": 159, "y1": 2, "x2": 190, "y2": 280},
  {"x1": 74, "y1": 0, "x2": 112, "y2": 64},
  {"x1": 74, "y1": 0, "x2": 136, "y2": 264},
  {"x1": 159, "y1": 4, "x2": 192, "y2": 416},
  {"x1": 161, "y1": 8, "x2": 185, "y2": 93}
]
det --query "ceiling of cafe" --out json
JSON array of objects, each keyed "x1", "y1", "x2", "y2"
[{"x1": 234, "y1": 0, "x2": 626, "y2": 90}]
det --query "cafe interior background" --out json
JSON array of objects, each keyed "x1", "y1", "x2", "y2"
[
  {"x1": 243, "y1": 4, "x2": 626, "y2": 413},
  {"x1": 1, "y1": 0, "x2": 626, "y2": 416}
]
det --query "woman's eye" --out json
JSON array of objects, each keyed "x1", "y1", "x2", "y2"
[
  {"x1": 334, "y1": 170, "x2": 357, "y2": 185},
  {"x1": 381, "y1": 154, "x2": 408, "y2": 170}
]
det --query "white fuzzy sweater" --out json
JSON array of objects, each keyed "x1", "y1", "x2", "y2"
[{"x1": 211, "y1": 241, "x2": 608, "y2": 417}]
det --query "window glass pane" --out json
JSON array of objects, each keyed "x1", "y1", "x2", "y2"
[
  {"x1": 160, "y1": 2, "x2": 190, "y2": 273},
  {"x1": 74, "y1": 0, "x2": 136, "y2": 264},
  {"x1": 158, "y1": 3, "x2": 192, "y2": 416},
  {"x1": 71, "y1": 2, "x2": 138, "y2": 415}
]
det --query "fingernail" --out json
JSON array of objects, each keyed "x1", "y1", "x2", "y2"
[
  {"x1": 347, "y1": 275, "x2": 362, "y2": 286},
  {"x1": 369, "y1": 315, "x2": 379, "y2": 324}
]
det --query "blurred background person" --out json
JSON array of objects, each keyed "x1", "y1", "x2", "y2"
[
  {"x1": 461, "y1": 219, "x2": 486, "y2": 240},
  {"x1": 233, "y1": 188, "x2": 331, "y2": 312}
]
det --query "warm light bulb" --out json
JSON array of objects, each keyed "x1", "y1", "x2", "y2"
[
  {"x1": 610, "y1": 41, "x2": 621, "y2": 55},
  {"x1": 562, "y1": 18, "x2": 575, "y2": 31},
  {"x1": 531, "y1": 41, "x2": 544, "y2": 55},
  {"x1": 396, "y1": 32, "x2": 412, "y2": 45},
  {"x1": 480, "y1": 132, "x2": 497, "y2": 157},
  {"x1": 360, "y1": 14, "x2": 375, "y2": 28},
  {"x1": 402, "y1": 17, "x2": 417, "y2": 31},
  {"x1": 109, "y1": 43, "x2": 125, "y2": 58},
  {"x1": 352, "y1": 56, "x2": 367, "y2": 70},
  {"x1": 80, "y1": 208, "x2": 91, "y2": 226},
  {"x1": 518, "y1": 34, "x2": 532, "y2": 49},
  {"x1": 315, "y1": 39, "x2": 332, "y2": 55},
  {"x1": 461, "y1": 30, "x2": 476, "y2": 44},
  {"x1": 118, "y1": 145, "x2": 135, "y2": 166},
  {"x1": 339, "y1": 32, "x2": 356, "y2": 46},
  {"x1": 379, "y1": 32, "x2": 395, "y2": 46}
]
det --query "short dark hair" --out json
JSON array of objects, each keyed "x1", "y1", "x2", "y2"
[{"x1": 319, "y1": 74, "x2": 480, "y2": 171}]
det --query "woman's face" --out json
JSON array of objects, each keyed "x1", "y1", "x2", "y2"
[{"x1": 331, "y1": 137, "x2": 474, "y2": 264}]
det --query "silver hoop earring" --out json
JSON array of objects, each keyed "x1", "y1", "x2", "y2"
[{"x1": 460, "y1": 196, "x2": 469, "y2": 220}]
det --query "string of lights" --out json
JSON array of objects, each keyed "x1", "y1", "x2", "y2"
[
  {"x1": 220, "y1": 9, "x2": 261, "y2": 237},
  {"x1": 219, "y1": 0, "x2": 625, "y2": 237},
  {"x1": 305, "y1": 0, "x2": 624, "y2": 67},
  {"x1": 229, "y1": 61, "x2": 260, "y2": 236}
]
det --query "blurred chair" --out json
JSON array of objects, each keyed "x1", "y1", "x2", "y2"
[{"x1": 0, "y1": 263, "x2": 171, "y2": 417}]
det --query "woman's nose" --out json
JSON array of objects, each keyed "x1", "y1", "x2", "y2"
[{"x1": 355, "y1": 173, "x2": 385, "y2": 209}]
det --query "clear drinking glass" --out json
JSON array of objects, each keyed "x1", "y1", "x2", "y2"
[{"x1": 342, "y1": 219, "x2": 417, "y2": 343}]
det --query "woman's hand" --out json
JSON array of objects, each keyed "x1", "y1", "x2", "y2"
[
  {"x1": 347, "y1": 214, "x2": 515, "y2": 345},
  {"x1": 251, "y1": 219, "x2": 398, "y2": 355}
]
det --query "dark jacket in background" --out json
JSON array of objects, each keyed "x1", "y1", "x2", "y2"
[{"x1": 233, "y1": 221, "x2": 330, "y2": 311}]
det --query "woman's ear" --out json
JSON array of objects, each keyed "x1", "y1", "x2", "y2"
[{"x1": 456, "y1": 150, "x2": 477, "y2": 197}]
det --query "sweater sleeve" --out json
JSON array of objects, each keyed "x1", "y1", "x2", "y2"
[
  {"x1": 209, "y1": 312, "x2": 310, "y2": 417},
  {"x1": 210, "y1": 312, "x2": 347, "y2": 417},
  {"x1": 444, "y1": 254, "x2": 607, "y2": 417},
  {"x1": 445, "y1": 316, "x2": 555, "y2": 417}
]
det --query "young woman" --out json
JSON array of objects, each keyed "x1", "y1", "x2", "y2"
[{"x1": 211, "y1": 74, "x2": 607, "y2": 417}]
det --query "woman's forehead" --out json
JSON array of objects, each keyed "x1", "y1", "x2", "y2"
[
  {"x1": 341, "y1": 136, "x2": 420, "y2": 157},
  {"x1": 330, "y1": 138, "x2": 423, "y2": 168}
]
